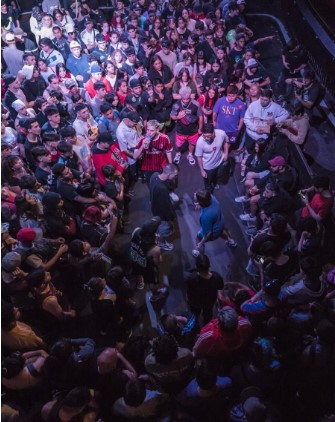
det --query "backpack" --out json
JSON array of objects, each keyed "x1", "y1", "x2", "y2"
[{"x1": 15, "y1": 240, "x2": 56, "y2": 271}]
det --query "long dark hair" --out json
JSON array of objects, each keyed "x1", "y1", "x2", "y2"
[
  {"x1": 209, "y1": 58, "x2": 222, "y2": 75},
  {"x1": 150, "y1": 54, "x2": 164, "y2": 70},
  {"x1": 203, "y1": 84, "x2": 219, "y2": 108},
  {"x1": 177, "y1": 67, "x2": 191, "y2": 82}
]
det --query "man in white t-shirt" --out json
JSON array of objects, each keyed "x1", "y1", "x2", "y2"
[
  {"x1": 195, "y1": 123, "x2": 228, "y2": 192},
  {"x1": 116, "y1": 112, "x2": 142, "y2": 194},
  {"x1": 72, "y1": 103, "x2": 97, "y2": 142}
]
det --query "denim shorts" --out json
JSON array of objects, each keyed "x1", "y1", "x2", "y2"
[
  {"x1": 246, "y1": 258, "x2": 259, "y2": 277},
  {"x1": 157, "y1": 220, "x2": 174, "y2": 238}
]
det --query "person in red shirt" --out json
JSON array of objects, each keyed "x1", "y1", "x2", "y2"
[
  {"x1": 91, "y1": 133, "x2": 128, "y2": 186},
  {"x1": 133, "y1": 119, "x2": 173, "y2": 184},
  {"x1": 193, "y1": 306, "x2": 252, "y2": 361},
  {"x1": 84, "y1": 64, "x2": 112, "y2": 99},
  {"x1": 300, "y1": 175, "x2": 334, "y2": 222},
  {"x1": 116, "y1": 79, "x2": 131, "y2": 107}
]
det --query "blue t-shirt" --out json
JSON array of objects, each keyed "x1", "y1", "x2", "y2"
[
  {"x1": 213, "y1": 96, "x2": 246, "y2": 133},
  {"x1": 199, "y1": 195, "x2": 225, "y2": 239}
]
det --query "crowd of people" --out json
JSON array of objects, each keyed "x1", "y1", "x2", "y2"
[{"x1": 1, "y1": 0, "x2": 335, "y2": 420}]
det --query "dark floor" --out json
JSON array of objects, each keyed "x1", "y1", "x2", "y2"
[
  {"x1": 112, "y1": 155, "x2": 250, "y2": 334},
  {"x1": 109, "y1": 15, "x2": 335, "y2": 335}
]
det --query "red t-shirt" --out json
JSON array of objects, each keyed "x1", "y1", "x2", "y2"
[
  {"x1": 198, "y1": 95, "x2": 216, "y2": 109},
  {"x1": 91, "y1": 144, "x2": 127, "y2": 185},
  {"x1": 193, "y1": 316, "x2": 252, "y2": 359},
  {"x1": 84, "y1": 77, "x2": 112, "y2": 99},
  {"x1": 301, "y1": 193, "x2": 334, "y2": 220},
  {"x1": 116, "y1": 88, "x2": 131, "y2": 106},
  {"x1": 135, "y1": 134, "x2": 173, "y2": 172}
]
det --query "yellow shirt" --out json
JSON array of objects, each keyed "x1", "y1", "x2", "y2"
[{"x1": 2, "y1": 322, "x2": 44, "y2": 351}]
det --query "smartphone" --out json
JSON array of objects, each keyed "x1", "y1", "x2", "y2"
[{"x1": 255, "y1": 255, "x2": 264, "y2": 264}]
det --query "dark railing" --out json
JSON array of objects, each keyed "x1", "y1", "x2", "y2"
[{"x1": 281, "y1": 0, "x2": 335, "y2": 100}]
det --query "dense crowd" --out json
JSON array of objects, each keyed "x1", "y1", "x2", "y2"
[{"x1": 1, "y1": 0, "x2": 335, "y2": 420}]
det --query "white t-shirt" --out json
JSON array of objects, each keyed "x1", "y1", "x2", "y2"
[
  {"x1": 116, "y1": 121, "x2": 140, "y2": 165},
  {"x1": 195, "y1": 129, "x2": 228, "y2": 170},
  {"x1": 72, "y1": 135, "x2": 92, "y2": 172}
]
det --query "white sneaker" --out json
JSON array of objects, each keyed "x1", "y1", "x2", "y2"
[
  {"x1": 173, "y1": 152, "x2": 181, "y2": 164},
  {"x1": 240, "y1": 213, "x2": 256, "y2": 222},
  {"x1": 187, "y1": 153, "x2": 196, "y2": 165},
  {"x1": 192, "y1": 249, "x2": 200, "y2": 258},
  {"x1": 158, "y1": 241, "x2": 174, "y2": 251},
  {"x1": 169, "y1": 192, "x2": 179, "y2": 203},
  {"x1": 235, "y1": 195, "x2": 250, "y2": 203}
]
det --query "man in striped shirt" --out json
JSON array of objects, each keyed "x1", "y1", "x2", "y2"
[
  {"x1": 193, "y1": 306, "x2": 252, "y2": 361},
  {"x1": 133, "y1": 119, "x2": 173, "y2": 184}
]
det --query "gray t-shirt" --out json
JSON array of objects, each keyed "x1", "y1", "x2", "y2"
[
  {"x1": 282, "y1": 278, "x2": 326, "y2": 305},
  {"x1": 195, "y1": 129, "x2": 227, "y2": 170}
]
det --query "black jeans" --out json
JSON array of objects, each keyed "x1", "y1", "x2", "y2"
[
  {"x1": 189, "y1": 304, "x2": 214, "y2": 326},
  {"x1": 203, "y1": 166, "x2": 219, "y2": 192}
]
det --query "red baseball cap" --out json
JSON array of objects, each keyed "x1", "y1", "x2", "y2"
[
  {"x1": 16, "y1": 228, "x2": 36, "y2": 243},
  {"x1": 268, "y1": 156, "x2": 286, "y2": 167}
]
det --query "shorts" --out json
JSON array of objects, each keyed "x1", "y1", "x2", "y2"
[
  {"x1": 246, "y1": 258, "x2": 259, "y2": 277},
  {"x1": 197, "y1": 227, "x2": 224, "y2": 242},
  {"x1": 225, "y1": 131, "x2": 239, "y2": 144},
  {"x1": 157, "y1": 220, "x2": 174, "y2": 238},
  {"x1": 175, "y1": 132, "x2": 199, "y2": 148}
]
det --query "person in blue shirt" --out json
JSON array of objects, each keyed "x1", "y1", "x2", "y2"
[
  {"x1": 192, "y1": 189, "x2": 237, "y2": 257},
  {"x1": 66, "y1": 41, "x2": 89, "y2": 87}
]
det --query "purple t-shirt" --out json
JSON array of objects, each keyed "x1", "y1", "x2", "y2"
[{"x1": 213, "y1": 97, "x2": 246, "y2": 133}]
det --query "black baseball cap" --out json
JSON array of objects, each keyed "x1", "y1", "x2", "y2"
[
  {"x1": 127, "y1": 111, "x2": 141, "y2": 123},
  {"x1": 129, "y1": 78, "x2": 141, "y2": 88},
  {"x1": 125, "y1": 93, "x2": 141, "y2": 107},
  {"x1": 97, "y1": 132, "x2": 114, "y2": 145}
]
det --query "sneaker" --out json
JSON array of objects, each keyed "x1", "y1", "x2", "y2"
[
  {"x1": 158, "y1": 240, "x2": 174, "y2": 251},
  {"x1": 169, "y1": 192, "x2": 179, "y2": 203},
  {"x1": 192, "y1": 249, "x2": 200, "y2": 258},
  {"x1": 226, "y1": 238, "x2": 237, "y2": 248},
  {"x1": 187, "y1": 153, "x2": 196, "y2": 165},
  {"x1": 240, "y1": 213, "x2": 256, "y2": 222},
  {"x1": 136, "y1": 276, "x2": 145, "y2": 290},
  {"x1": 150, "y1": 287, "x2": 168, "y2": 303},
  {"x1": 214, "y1": 184, "x2": 220, "y2": 190},
  {"x1": 235, "y1": 195, "x2": 250, "y2": 203},
  {"x1": 245, "y1": 227, "x2": 258, "y2": 236},
  {"x1": 173, "y1": 152, "x2": 181, "y2": 164}
]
